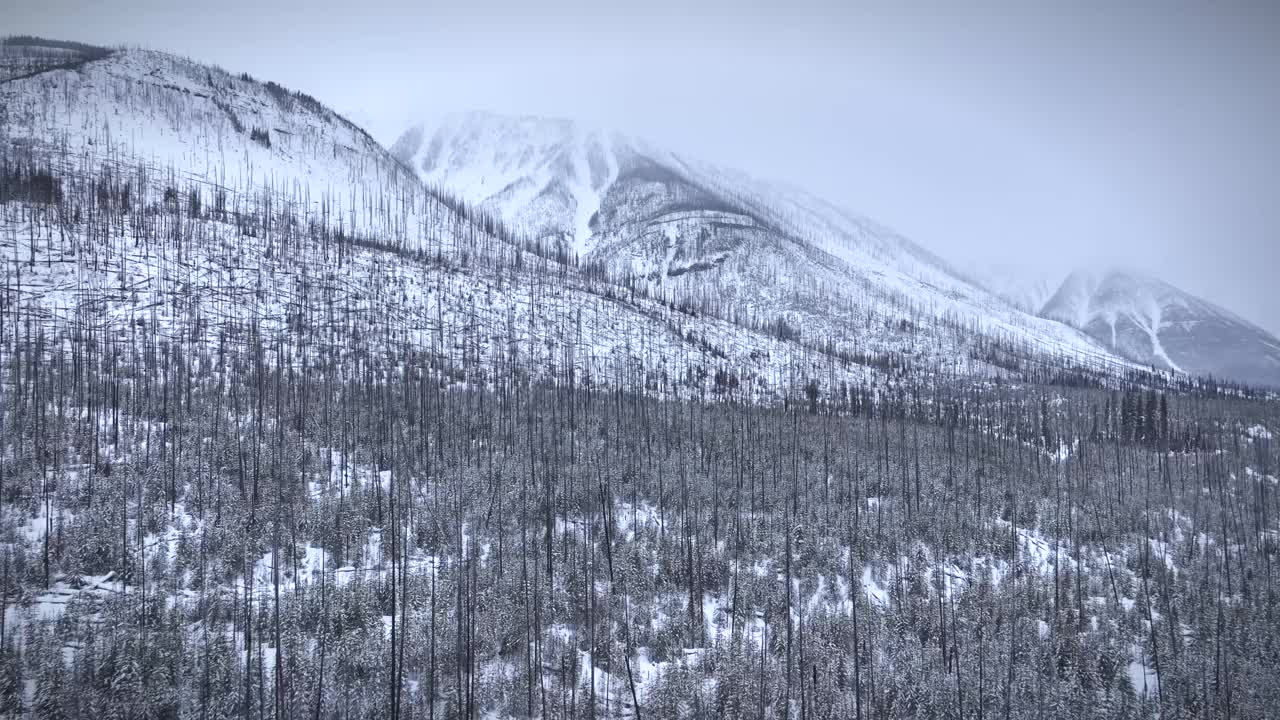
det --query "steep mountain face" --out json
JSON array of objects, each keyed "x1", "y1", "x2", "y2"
[
  {"x1": 0, "y1": 39, "x2": 440, "y2": 246},
  {"x1": 392, "y1": 112, "x2": 1125, "y2": 372},
  {"x1": 1041, "y1": 270, "x2": 1280, "y2": 387},
  {"x1": 390, "y1": 113, "x2": 622, "y2": 258}
]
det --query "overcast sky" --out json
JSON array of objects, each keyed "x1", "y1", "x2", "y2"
[{"x1": 7, "y1": 0, "x2": 1280, "y2": 335}]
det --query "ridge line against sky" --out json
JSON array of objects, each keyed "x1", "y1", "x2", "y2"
[{"x1": 4, "y1": 0, "x2": 1279, "y2": 336}]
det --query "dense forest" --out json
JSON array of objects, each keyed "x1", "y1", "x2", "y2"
[
  {"x1": 0, "y1": 320, "x2": 1276, "y2": 719},
  {"x1": 1, "y1": 40, "x2": 1279, "y2": 720}
]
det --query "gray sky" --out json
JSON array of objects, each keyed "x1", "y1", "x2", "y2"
[{"x1": 6, "y1": 0, "x2": 1279, "y2": 335}]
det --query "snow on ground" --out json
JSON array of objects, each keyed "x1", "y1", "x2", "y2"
[
  {"x1": 1246, "y1": 423, "x2": 1273, "y2": 441},
  {"x1": 1127, "y1": 643, "x2": 1160, "y2": 698},
  {"x1": 861, "y1": 565, "x2": 890, "y2": 607},
  {"x1": 1050, "y1": 440, "x2": 1075, "y2": 463},
  {"x1": 1245, "y1": 467, "x2": 1278, "y2": 485},
  {"x1": 3, "y1": 572, "x2": 123, "y2": 632}
]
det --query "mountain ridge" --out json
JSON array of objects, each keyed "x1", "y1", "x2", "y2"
[
  {"x1": 392, "y1": 110, "x2": 1132, "y2": 376},
  {"x1": 1041, "y1": 267, "x2": 1280, "y2": 387}
]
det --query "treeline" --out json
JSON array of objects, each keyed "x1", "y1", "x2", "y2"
[{"x1": 0, "y1": 36, "x2": 112, "y2": 60}]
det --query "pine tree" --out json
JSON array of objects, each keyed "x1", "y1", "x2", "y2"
[
  {"x1": 0, "y1": 636, "x2": 23, "y2": 718},
  {"x1": 33, "y1": 632, "x2": 67, "y2": 720}
]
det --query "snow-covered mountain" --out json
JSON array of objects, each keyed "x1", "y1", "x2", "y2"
[
  {"x1": 0, "y1": 39, "x2": 1149, "y2": 393},
  {"x1": 1041, "y1": 269, "x2": 1280, "y2": 387},
  {"x1": 391, "y1": 113, "x2": 619, "y2": 259},
  {"x1": 0, "y1": 38, "x2": 445, "y2": 247},
  {"x1": 0, "y1": 41, "x2": 873, "y2": 396},
  {"x1": 4, "y1": 38, "x2": 1062, "y2": 401},
  {"x1": 392, "y1": 112, "x2": 1127, "y2": 372},
  {"x1": 962, "y1": 263, "x2": 1063, "y2": 315}
]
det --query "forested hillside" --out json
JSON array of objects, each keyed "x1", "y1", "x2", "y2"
[
  {"x1": 0, "y1": 35, "x2": 1278, "y2": 720},
  {"x1": 2, "y1": 164, "x2": 1277, "y2": 719}
]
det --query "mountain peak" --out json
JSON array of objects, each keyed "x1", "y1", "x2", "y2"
[
  {"x1": 389, "y1": 110, "x2": 1127, "y2": 373},
  {"x1": 1043, "y1": 268, "x2": 1280, "y2": 386},
  {"x1": 392, "y1": 111, "x2": 640, "y2": 257}
]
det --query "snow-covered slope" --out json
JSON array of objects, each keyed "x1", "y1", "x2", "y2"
[
  {"x1": 392, "y1": 112, "x2": 1128, "y2": 372},
  {"x1": 1042, "y1": 269, "x2": 1280, "y2": 387},
  {"x1": 0, "y1": 40, "x2": 454, "y2": 249},
  {"x1": 391, "y1": 113, "x2": 621, "y2": 258},
  {"x1": 963, "y1": 263, "x2": 1062, "y2": 315}
]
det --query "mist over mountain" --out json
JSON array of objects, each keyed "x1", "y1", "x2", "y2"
[{"x1": 960, "y1": 262, "x2": 1063, "y2": 316}]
